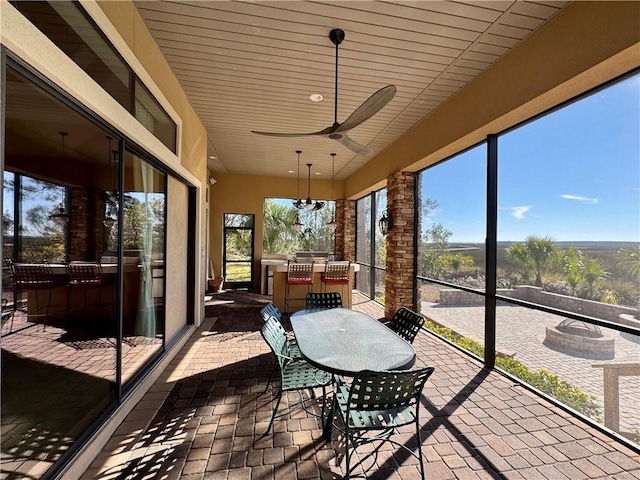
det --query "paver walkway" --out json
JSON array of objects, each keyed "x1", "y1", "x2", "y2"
[
  {"x1": 420, "y1": 301, "x2": 640, "y2": 435},
  {"x1": 81, "y1": 291, "x2": 640, "y2": 480}
]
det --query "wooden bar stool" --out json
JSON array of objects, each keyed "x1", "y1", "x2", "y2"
[{"x1": 284, "y1": 260, "x2": 314, "y2": 314}]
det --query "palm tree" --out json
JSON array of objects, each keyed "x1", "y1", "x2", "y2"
[
  {"x1": 263, "y1": 200, "x2": 301, "y2": 254},
  {"x1": 506, "y1": 243, "x2": 531, "y2": 284},
  {"x1": 581, "y1": 257, "x2": 607, "y2": 300},
  {"x1": 618, "y1": 247, "x2": 640, "y2": 317},
  {"x1": 524, "y1": 236, "x2": 558, "y2": 288},
  {"x1": 561, "y1": 247, "x2": 583, "y2": 296}
]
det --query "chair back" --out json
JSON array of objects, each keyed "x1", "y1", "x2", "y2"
[
  {"x1": 305, "y1": 292, "x2": 342, "y2": 310},
  {"x1": 261, "y1": 316, "x2": 289, "y2": 368},
  {"x1": 388, "y1": 307, "x2": 425, "y2": 344},
  {"x1": 347, "y1": 367, "x2": 435, "y2": 413},
  {"x1": 11, "y1": 263, "x2": 56, "y2": 288},
  {"x1": 259, "y1": 302, "x2": 282, "y2": 323},
  {"x1": 286, "y1": 261, "x2": 314, "y2": 284},
  {"x1": 67, "y1": 262, "x2": 104, "y2": 286},
  {"x1": 322, "y1": 261, "x2": 350, "y2": 282}
]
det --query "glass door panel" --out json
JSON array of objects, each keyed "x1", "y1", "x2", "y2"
[{"x1": 224, "y1": 214, "x2": 254, "y2": 288}]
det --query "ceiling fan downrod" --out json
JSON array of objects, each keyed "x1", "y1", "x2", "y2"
[{"x1": 330, "y1": 29, "x2": 345, "y2": 127}]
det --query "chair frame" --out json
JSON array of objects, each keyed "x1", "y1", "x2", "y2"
[
  {"x1": 320, "y1": 261, "x2": 350, "y2": 300},
  {"x1": 261, "y1": 316, "x2": 331, "y2": 434},
  {"x1": 333, "y1": 367, "x2": 435, "y2": 480},
  {"x1": 387, "y1": 307, "x2": 425, "y2": 344},
  {"x1": 66, "y1": 262, "x2": 114, "y2": 325},
  {"x1": 259, "y1": 302, "x2": 302, "y2": 393},
  {"x1": 305, "y1": 291, "x2": 343, "y2": 310},
  {"x1": 284, "y1": 261, "x2": 314, "y2": 313},
  {"x1": 1, "y1": 298, "x2": 14, "y2": 333},
  {"x1": 11, "y1": 262, "x2": 66, "y2": 330}
]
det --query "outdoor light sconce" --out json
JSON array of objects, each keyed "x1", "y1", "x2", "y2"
[{"x1": 378, "y1": 209, "x2": 392, "y2": 236}]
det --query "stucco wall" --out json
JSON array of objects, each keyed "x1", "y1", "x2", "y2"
[{"x1": 166, "y1": 177, "x2": 189, "y2": 339}]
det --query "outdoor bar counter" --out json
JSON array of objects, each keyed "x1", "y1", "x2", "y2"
[{"x1": 269, "y1": 261, "x2": 359, "y2": 313}]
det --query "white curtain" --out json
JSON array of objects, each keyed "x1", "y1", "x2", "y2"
[{"x1": 134, "y1": 156, "x2": 156, "y2": 338}]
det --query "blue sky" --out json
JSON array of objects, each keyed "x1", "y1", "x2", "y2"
[{"x1": 420, "y1": 73, "x2": 640, "y2": 243}]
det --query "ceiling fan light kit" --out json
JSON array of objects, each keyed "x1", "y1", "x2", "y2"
[{"x1": 251, "y1": 29, "x2": 396, "y2": 156}]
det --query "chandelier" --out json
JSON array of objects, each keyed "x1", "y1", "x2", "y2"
[
  {"x1": 303, "y1": 163, "x2": 324, "y2": 211},
  {"x1": 326, "y1": 153, "x2": 336, "y2": 230},
  {"x1": 292, "y1": 150, "x2": 304, "y2": 209},
  {"x1": 49, "y1": 131, "x2": 69, "y2": 226}
]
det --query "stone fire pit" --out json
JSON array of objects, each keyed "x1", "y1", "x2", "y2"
[{"x1": 544, "y1": 318, "x2": 615, "y2": 359}]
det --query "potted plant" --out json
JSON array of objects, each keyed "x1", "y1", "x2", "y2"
[{"x1": 208, "y1": 259, "x2": 224, "y2": 293}]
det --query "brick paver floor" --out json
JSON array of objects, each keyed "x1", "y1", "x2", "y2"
[
  {"x1": 420, "y1": 301, "x2": 640, "y2": 435},
  {"x1": 81, "y1": 291, "x2": 640, "y2": 479}
]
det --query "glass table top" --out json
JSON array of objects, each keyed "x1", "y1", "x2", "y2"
[{"x1": 290, "y1": 308, "x2": 416, "y2": 376}]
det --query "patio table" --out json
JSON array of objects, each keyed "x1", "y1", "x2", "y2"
[
  {"x1": 290, "y1": 307, "x2": 417, "y2": 438},
  {"x1": 290, "y1": 308, "x2": 416, "y2": 376}
]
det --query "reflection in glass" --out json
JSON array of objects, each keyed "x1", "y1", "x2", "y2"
[
  {"x1": 11, "y1": 1, "x2": 178, "y2": 153},
  {"x1": 121, "y1": 152, "x2": 165, "y2": 383},
  {"x1": 2, "y1": 66, "x2": 117, "y2": 478}
]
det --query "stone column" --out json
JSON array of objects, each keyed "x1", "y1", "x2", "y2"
[
  {"x1": 69, "y1": 187, "x2": 104, "y2": 261},
  {"x1": 384, "y1": 171, "x2": 415, "y2": 319},
  {"x1": 335, "y1": 199, "x2": 355, "y2": 262}
]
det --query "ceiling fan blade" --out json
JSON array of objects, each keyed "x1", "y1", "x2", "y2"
[
  {"x1": 252, "y1": 126, "x2": 334, "y2": 137},
  {"x1": 335, "y1": 85, "x2": 397, "y2": 133},
  {"x1": 333, "y1": 133, "x2": 373, "y2": 156}
]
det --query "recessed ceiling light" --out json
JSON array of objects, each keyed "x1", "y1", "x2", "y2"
[
  {"x1": 315, "y1": 172, "x2": 321, "y2": 175},
  {"x1": 288, "y1": 170, "x2": 295, "y2": 174},
  {"x1": 309, "y1": 93, "x2": 323, "y2": 102},
  {"x1": 209, "y1": 155, "x2": 217, "y2": 160}
]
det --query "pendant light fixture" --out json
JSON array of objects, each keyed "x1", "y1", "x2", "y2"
[
  {"x1": 49, "y1": 131, "x2": 69, "y2": 226},
  {"x1": 103, "y1": 136, "x2": 117, "y2": 228},
  {"x1": 326, "y1": 153, "x2": 336, "y2": 230},
  {"x1": 292, "y1": 150, "x2": 304, "y2": 231},
  {"x1": 304, "y1": 163, "x2": 325, "y2": 211},
  {"x1": 292, "y1": 150, "x2": 304, "y2": 209}
]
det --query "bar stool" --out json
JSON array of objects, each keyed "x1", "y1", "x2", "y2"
[
  {"x1": 284, "y1": 260, "x2": 314, "y2": 314},
  {"x1": 320, "y1": 261, "x2": 350, "y2": 301},
  {"x1": 11, "y1": 262, "x2": 66, "y2": 330},
  {"x1": 66, "y1": 262, "x2": 114, "y2": 326}
]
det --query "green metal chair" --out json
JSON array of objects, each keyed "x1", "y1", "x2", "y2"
[
  {"x1": 305, "y1": 291, "x2": 342, "y2": 310},
  {"x1": 387, "y1": 307, "x2": 425, "y2": 344},
  {"x1": 259, "y1": 302, "x2": 302, "y2": 393},
  {"x1": 260, "y1": 315, "x2": 331, "y2": 434},
  {"x1": 332, "y1": 367, "x2": 435, "y2": 480}
]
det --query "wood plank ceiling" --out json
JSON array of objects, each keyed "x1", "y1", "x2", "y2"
[{"x1": 135, "y1": 1, "x2": 568, "y2": 180}]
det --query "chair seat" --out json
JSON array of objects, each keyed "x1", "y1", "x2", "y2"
[
  {"x1": 281, "y1": 359, "x2": 331, "y2": 392},
  {"x1": 334, "y1": 381, "x2": 416, "y2": 429},
  {"x1": 287, "y1": 278, "x2": 313, "y2": 285},
  {"x1": 321, "y1": 277, "x2": 349, "y2": 285}
]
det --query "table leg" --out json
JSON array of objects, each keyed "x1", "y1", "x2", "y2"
[{"x1": 323, "y1": 376, "x2": 337, "y2": 440}]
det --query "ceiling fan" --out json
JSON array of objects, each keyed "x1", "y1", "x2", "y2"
[{"x1": 251, "y1": 28, "x2": 397, "y2": 156}]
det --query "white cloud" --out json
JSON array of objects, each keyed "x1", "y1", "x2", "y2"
[
  {"x1": 561, "y1": 194, "x2": 598, "y2": 204},
  {"x1": 510, "y1": 205, "x2": 531, "y2": 220}
]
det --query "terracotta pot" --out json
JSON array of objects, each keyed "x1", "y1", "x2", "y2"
[{"x1": 208, "y1": 277, "x2": 224, "y2": 293}]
